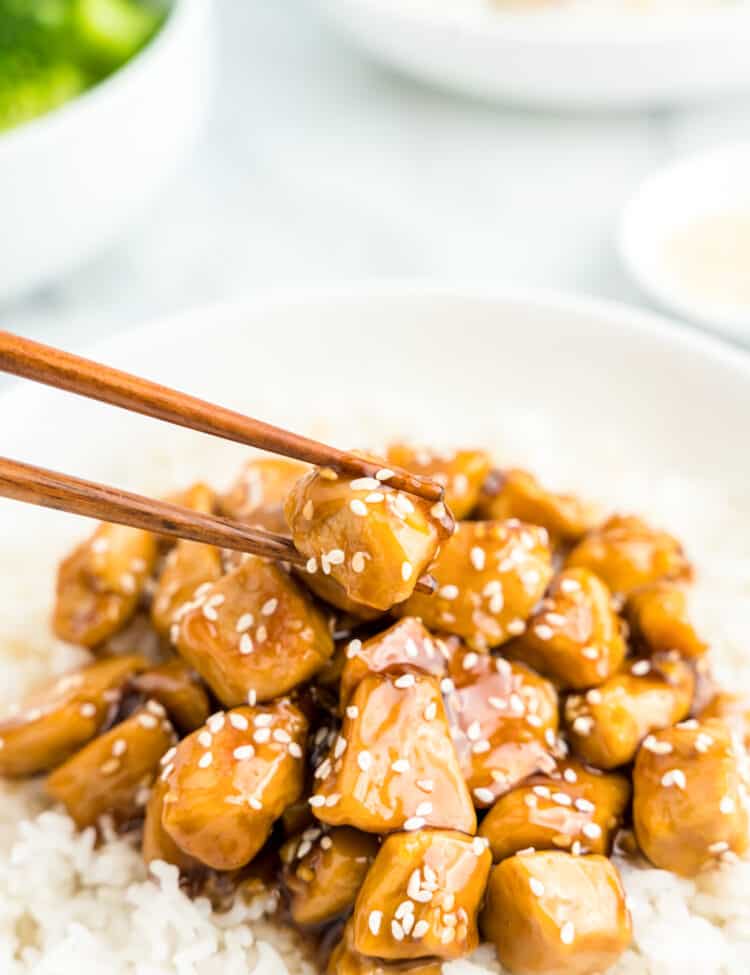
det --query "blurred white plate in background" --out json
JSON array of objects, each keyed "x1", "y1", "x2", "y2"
[
  {"x1": 620, "y1": 144, "x2": 750, "y2": 343},
  {"x1": 0, "y1": 0, "x2": 211, "y2": 304},
  {"x1": 314, "y1": 0, "x2": 750, "y2": 109}
]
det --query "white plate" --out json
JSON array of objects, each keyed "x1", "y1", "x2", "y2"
[
  {"x1": 0, "y1": 0, "x2": 211, "y2": 303},
  {"x1": 314, "y1": 0, "x2": 750, "y2": 109},
  {"x1": 1, "y1": 286, "x2": 748, "y2": 495},
  {"x1": 620, "y1": 143, "x2": 750, "y2": 343}
]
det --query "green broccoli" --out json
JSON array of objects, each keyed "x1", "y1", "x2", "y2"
[{"x1": 0, "y1": 0, "x2": 166, "y2": 132}]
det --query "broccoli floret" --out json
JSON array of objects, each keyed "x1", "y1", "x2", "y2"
[{"x1": 0, "y1": 0, "x2": 166, "y2": 130}]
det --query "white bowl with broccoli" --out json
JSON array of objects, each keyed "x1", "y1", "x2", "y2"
[{"x1": 0, "y1": 0, "x2": 211, "y2": 303}]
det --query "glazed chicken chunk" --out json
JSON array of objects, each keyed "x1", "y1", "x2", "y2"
[
  {"x1": 625, "y1": 581, "x2": 707, "y2": 659},
  {"x1": 282, "y1": 825, "x2": 379, "y2": 926},
  {"x1": 129, "y1": 659, "x2": 211, "y2": 733},
  {"x1": 220, "y1": 456, "x2": 309, "y2": 534},
  {"x1": 351, "y1": 829, "x2": 491, "y2": 961},
  {"x1": 161, "y1": 700, "x2": 307, "y2": 871},
  {"x1": 633, "y1": 718, "x2": 749, "y2": 876},
  {"x1": 564, "y1": 654, "x2": 695, "y2": 769},
  {"x1": 285, "y1": 466, "x2": 453, "y2": 612},
  {"x1": 396, "y1": 521, "x2": 553, "y2": 650},
  {"x1": 567, "y1": 514, "x2": 690, "y2": 596},
  {"x1": 142, "y1": 775, "x2": 203, "y2": 873},
  {"x1": 481, "y1": 851, "x2": 632, "y2": 975},
  {"x1": 479, "y1": 760, "x2": 630, "y2": 861},
  {"x1": 384, "y1": 444, "x2": 491, "y2": 519},
  {"x1": 46, "y1": 701, "x2": 175, "y2": 828},
  {"x1": 311, "y1": 673, "x2": 476, "y2": 835},
  {"x1": 151, "y1": 482, "x2": 223, "y2": 636},
  {"x1": 476, "y1": 469, "x2": 598, "y2": 544},
  {"x1": 701, "y1": 692, "x2": 750, "y2": 750},
  {"x1": 54, "y1": 522, "x2": 158, "y2": 647},
  {"x1": 328, "y1": 922, "x2": 442, "y2": 974},
  {"x1": 509, "y1": 567, "x2": 626, "y2": 689},
  {"x1": 0, "y1": 655, "x2": 145, "y2": 778},
  {"x1": 175, "y1": 556, "x2": 333, "y2": 706},
  {"x1": 444, "y1": 648, "x2": 559, "y2": 807},
  {"x1": 339, "y1": 617, "x2": 452, "y2": 707}
]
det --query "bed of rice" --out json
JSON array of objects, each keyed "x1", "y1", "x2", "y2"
[{"x1": 2, "y1": 421, "x2": 750, "y2": 975}]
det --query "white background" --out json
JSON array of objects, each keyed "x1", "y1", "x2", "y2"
[{"x1": 3, "y1": 0, "x2": 750, "y2": 350}]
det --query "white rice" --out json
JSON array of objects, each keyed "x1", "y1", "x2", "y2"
[{"x1": 2, "y1": 420, "x2": 750, "y2": 974}]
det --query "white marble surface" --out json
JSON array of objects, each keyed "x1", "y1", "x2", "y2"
[{"x1": 3, "y1": 0, "x2": 750, "y2": 354}]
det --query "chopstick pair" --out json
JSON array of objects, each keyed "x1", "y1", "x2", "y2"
[{"x1": 0, "y1": 331, "x2": 441, "y2": 593}]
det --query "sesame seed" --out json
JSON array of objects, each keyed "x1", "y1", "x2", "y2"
[
  {"x1": 709, "y1": 841, "x2": 730, "y2": 854},
  {"x1": 357, "y1": 751, "x2": 373, "y2": 771},
  {"x1": 563, "y1": 768, "x2": 578, "y2": 783},
  {"x1": 467, "y1": 720, "x2": 481, "y2": 741},
  {"x1": 470, "y1": 546, "x2": 486, "y2": 570},
  {"x1": 247, "y1": 689, "x2": 257, "y2": 706},
  {"x1": 401, "y1": 561, "x2": 413, "y2": 582},
  {"x1": 417, "y1": 779, "x2": 434, "y2": 792},
  {"x1": 404, "y1": 816, "x2": 426, "y2": 831},
  {"x1": 631, "y1": 660, "x2": 651, "y2": 676},
  {"x1": 439, "y1": 584, "x2": 459, "y2": 600},
  {"x1": 256, "y1": 625, "x2": 267, "y2": 643},
  {"x1": 112, "y1": 739, "x2": 127, "y2": 757},
  {"x1": 573, "y1": 716, "x2": 594, "y2": 736},
  {"x1": 346, "y1": 705, "x2": 359, "y2": 719},
  {"x1": 335, "y1": 737, "x2": 348, "y2": 758},
  {"x1": 320, "y1": 836, "x2": 333, "y2": 850},
  {"x1": 395, "y1": 674, "x2": 415, "y2": 689},
  {"x1": 661, "y1": 769, "x2": 686, "y2": 789},
  {"x1": 207, "y1": 713, "x2": 225, "y2": 734},
  {"x1": 413, "y1": 919, "x2": 430, "y2": 939},
  {"x1": 288, "y1": 742, "x2": 303, "y2": 759},
  {"x1": 720, "y1": 796, "x2": 736, "y2": 814},
  {"x1": 440, "y1": 678, "x2": 455, "y2": 694},
  {"x1": 254, "y1": 728, "x2": 271, "y2": 744},
  {"x1": 424, "y1": 702, "x2": 437, "y2": 721},
  {"x1": 416, "y1": 801, "x2": 433, "y2": 817},
  {"x1": 273, "y1": 728, "x2": 291, "y2": 743},
  {"x1": 369, "y1": 910, "x2": 383, "y2": 935},
  {"x1": 375, "y1": 468, "x2": 394, "y2": 481},
  {"x1": 534, "y1": 624, "x2": 554, "y2": 641},
  {"x1": 350, "y1": 477, "x2": 380, "y2": 492},
  {"x1": 575, "y1": 798, "x2": 595, "y2": 813},
  {"x1": 392, "y1": 759, "x2": 410, "y2": 773},
  {"x1": 309, "y1": 795, "x2": 325, "y2": 808},
  {"x1": 349, "y1": 499, "x2": 368, "y2": 516},
  {"x1": 306, "y1": 557, "x2": 318, "y2": 574},
  {"x1": 327, "y1": 549, "x2": 345, "y2": 565},
  {"x1": 351, "y1": 552, "x2": 367, "y2": 573},
  {"x1": 261, "y1": 598, "x2": 278, "y2": 616},
  {"x1": 431, "y1": 502, "x2": 447, "y2": 519},
  {"x1": 236, "y1": 613, "x2": 254, "y2": 633},
  {"x1": 582, "y1": 822, "x2": 602, "y2": 839},
  {"x1": 138, "y1": 714, "x2": 158, "y2": 729},
  {"x1": 233, "y1": 745, "x2": 255, "y2": 760},
  {"x1": 230, "y1": 713, "x2": 249, "y2": 730},
  {"x1": 463, "y1": 652, "x2": 479, "y2": 670},
  {"x1": 643, "y1": 735, "x2": 673, "y2": 755},
  {"x1": 248, "y1": 797, "x2": 262, "y2": 810},
  {"x1": 198, "y1": 752, "x2": 213, "y2": 768},
  {"x1": 346, "y1": 639, "x2": 362, "y2": 659},
  {"x1": 560, "y1": 922, "x2": 575, "y2": 945},
  {"x1": 160, "y1": 747, "x2": 177, "y2": 766},
  {"x1": 239, "y1": 633, "x2": 254, "y2": 655},
  {"x1": 530, "y1": 878, "x2": 545, "y2": 897},
  {"x1": 325, "y1": 793, "x2": 341, "y2": 807},
  {"x1": 473, "y1": 787, "x2": 495, "y2": 804},
  {"x1": 100, "y1": 758, "x2": 120, "y2": 775},
  {"x1": 80, "y1": 703, "x2": 97, "y2": 718},
  {"x1": 473, "y1": 836, "x2": 488, "y2": 856}
]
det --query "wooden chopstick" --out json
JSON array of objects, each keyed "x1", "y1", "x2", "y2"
[
  {"x1": 0, "y1": 457, "x2": 436, "y2": 595},
  {"x1": 0, "y1": 456, "x2": 305, "y2": 564},
  {"x1": 0, "y1": 331, "x2": 444, "y2": 503}
]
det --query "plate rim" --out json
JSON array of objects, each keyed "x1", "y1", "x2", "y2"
[{"x1": 2, "y1": 284, "x2": 749, "y2": 413}]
